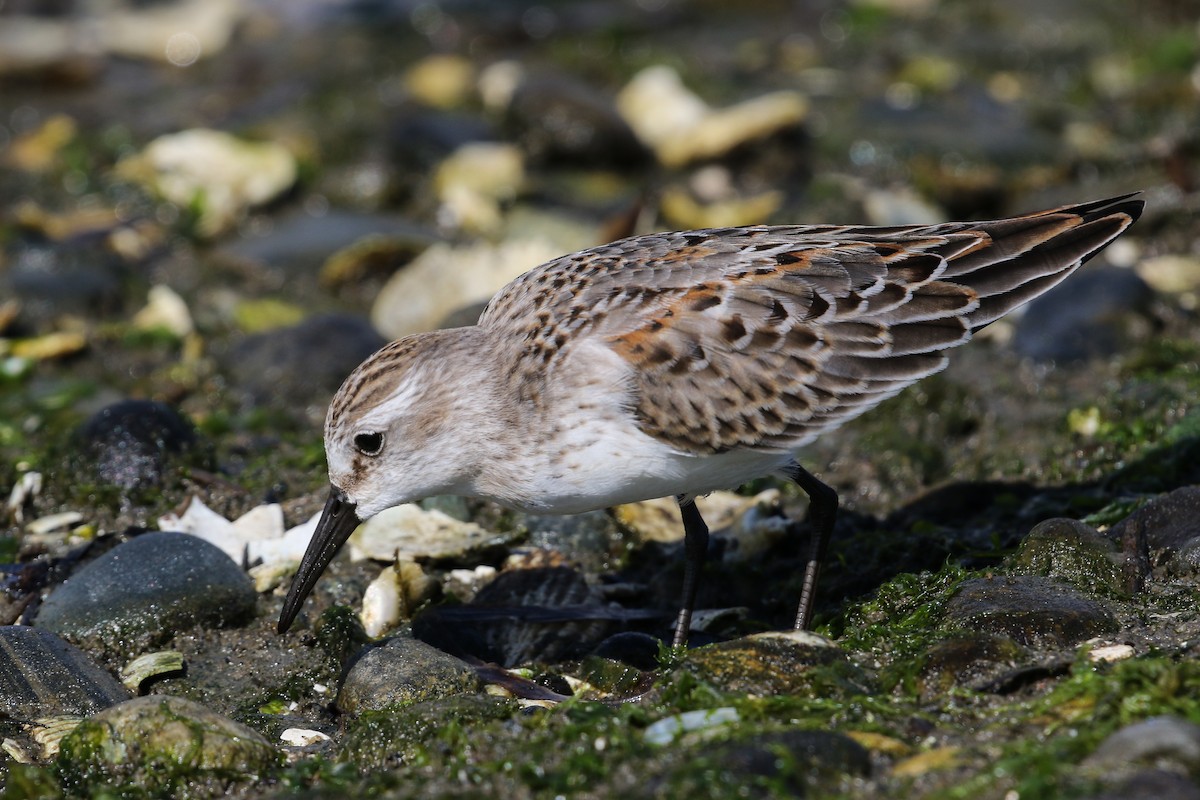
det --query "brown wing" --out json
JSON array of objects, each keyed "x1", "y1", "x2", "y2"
[{"x1": 479, "y1": 194, "x2": 1143, "y2": 454}]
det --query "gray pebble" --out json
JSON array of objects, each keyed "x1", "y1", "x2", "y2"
[
  {"x1": 73, "y1": 400, "x2": 201, "y2": 492},
  {"x1": 35, "y1": 532, "x2": 257, "y2": 655},
  {"x1": 1086, "y1": 716, "x2": 1200, "y2": 773},
  {"x1": 337, "y1": 636, "x2": 480, "y2": 715}
]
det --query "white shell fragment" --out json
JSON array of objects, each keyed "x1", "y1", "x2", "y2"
[
  {"x1": 348, "y1": 503, "x2": 514, "y2": 562},
  {"x1": 158, "y1": 496, "x2": 317, "y2": 570},
  {"x1": 24, "y1": 511, "x2": 83, "y2": 536},
  {"x1": 5, "y1": 471, "x2": 42, "y2": 524},
  {"x1": 132, "y1": 285, "x2": 194, "y2": 338},
  {"x1": 643, "y1": 707, "x2": 741, "y2": 746},
  {"x1": 1087, "y1": 642, "x2": 1135, "y2": 663},
  {"x1": 120, "y1": 651, "x2": 185, "y2": 692},
  {"x1": 617, "y1": 65, "x2": 807, "y2": 168},
  {"x1": 280, "y1": 728, "x2": 332, "y2": 747},
  {"x1": 360, "y1": 566, "x2": 402, "y2": 638},
  {"x1": 30, "y1": 715, "x2": 84, "y2": 760}
]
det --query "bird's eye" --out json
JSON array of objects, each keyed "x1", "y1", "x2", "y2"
[{"x1": 353, "y1": 431, "x2": 384, "y2": 456}]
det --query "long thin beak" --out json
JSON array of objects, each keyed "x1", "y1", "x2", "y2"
[{"x1": 278, "y1": 485, "x2": 361, "y2": 633}]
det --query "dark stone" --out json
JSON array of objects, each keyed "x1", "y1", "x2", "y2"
[
  {"x1": 1012, "y1": 266, "x2": 1156, "y2": 364},
  {"x1": 1012, "y1": 518, "x2": 1127, "y2": 599},
  {"x1": 387, "y1": 107, "x2": 498, "y2": 176},
  {"x1": 917, "y1": 632, "x2": 1027, "y2": 697},
  {"x1": 1085, "y1": 716, "x2": 1200, "y2": 773},
  {"x1": 659, "y1": 729, "x2": 871, "y2": 796},
  {"x1": 2, "y1": 235, "x2": 126, "y2": 333},
  {"x1": 507, "y1": 75, "x2": 651, "y2": 166},
  {"x1": 73, "y1": 400, "x2": 201, "y2": 491},
  {"x1": 223, "y1": 314, "x2": 387, "y2": 420},
  {"x1": 1083, "y1": 769, "x2": 1200, "y2": 800},
  {"x1": 0, "y1": 626, "x2": 130, "y2": 726},
  {"x1": 1107, "y1": 486, "x2": 1200, "y2": 566},
  {"x1": 336, "y1": 636, "x2": 479, "y2": 715},
  {"x1": 35, "y1": 532, "x2": 257, "y2": 655},
  {"x1": 942, "y1": 575, "x2": 1118, "y2": 648},
  {"x1": 591, "y1": 631, "x2": 662, "y2": 671},
  {"x1": 682, "y1": 631, "x2": 868, "y2": 697}
]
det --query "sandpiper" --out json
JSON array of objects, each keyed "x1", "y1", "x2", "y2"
[{"x1": 279, "y1": 194, "x2": 1143, "y2": 646}]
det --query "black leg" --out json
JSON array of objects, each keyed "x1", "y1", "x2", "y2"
[
  {"x1": 782, "y1": 461, "x2": 839, "y2": 630},
  {"x1": 673, "y1": 496, "x2": 710, "y2": 647}
]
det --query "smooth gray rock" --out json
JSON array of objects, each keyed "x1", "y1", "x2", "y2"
[
  {"x1": 74, "y1": 400, "x2": 201, "y2": 491},
  {"x1": 0, "y1": 626, "x2": 130, "y2": 723},
  {"x1": 36, "y1": 532, "x2": 257, "y2": 654},
  {"x1": 337, "y1": 636, "x2": 479, "y2": 715},
  {"x1": 1086, "y1": 716, "x2": 1200, "y2": 772}
]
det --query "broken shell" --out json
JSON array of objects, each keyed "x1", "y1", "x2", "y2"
[{"x1": 120, "y1": 650, "x2": 186, "y2": 692}]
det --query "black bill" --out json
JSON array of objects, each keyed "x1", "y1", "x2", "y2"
[{"x1": 278, "y1": 485, "x2": 361, "y2": 633}]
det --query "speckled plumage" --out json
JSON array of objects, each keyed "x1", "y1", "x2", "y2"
[{"x1": 281, "y1": 194, "x2": 1144, "y2": 644}]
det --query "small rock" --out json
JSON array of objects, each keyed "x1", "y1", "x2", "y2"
[
  {"x1": 917, "y1": 633, "x2": 1026, "y2": 697},
  {"x1": 681, "y1": 630, "x2": 865, "y2": 696},
  {"x1": 73, "y1": 400, "x2": 201, "y2": 492},
  {"x1": 434, "y1": 142, "x2": 525, "y2": 234},
  {"x1": 224, "y1": 314, "x2": 386, "y2": 422},
  {"x1": 371, "y1": 238, "x2": 566, "y2": 338},
  {"x1": 941, "y1": 575, "x2": 1118, "y2": 648},
  {"x1": 506, "y1": 74, "x2": 650, "y2": 166},
  {"x1": 339, "y1": 695, "x2": 517, "y2": 770},
  {"x1": 0, "y1": 627, "x2": 130, "y2": 723},
  {"x1": 115, "y1": 128, "x2": 297, "y2": 238},
  {"x1": 336, "y1": 636, "x2": 480, "y2": 715},
  {"x1": 1137, "y1": 254, "x2": 1200, "y2": 296},
  {"x1": 56, "y1": 695, "x2": 279, "y2": 794},
  {"x1": 1085, "y1": 716, "x2": 1200, "y2": 773},
  {"x1": 1011, "y1": 266, "x2": 1155, "y2": 364},
  {"x1": 862, "y1": 187, "x2": 946, "y2": 226},
  {"x1": 1107, "y1": 486, "x2": 1200, "y2": 565},
  {"x1": 3, "y1": 236, "x2": 126, "y2": 331},
  {"x1": 645, "y1": 707, "x2": 740, "y2": 746},
  {"x1": 131, "y1": 285, "x2": 193, "y2": 338},
  {"x1": 36, "y1": 532, "x2": 257, "y2": 655},
  {"x1": 1011, "y1": 518, "x2": 1128, "y2": 599},
  {"x1": 1082, "y1": 769, "x2": 1200, "y2": 800},
  {"x1": 590, "y1": 632, "x2": 662, "y2": 671},
  {"x1": 101, "y1": 0, "x2": 243, "y2": 65}
]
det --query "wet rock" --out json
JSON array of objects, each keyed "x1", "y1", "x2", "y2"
[
  {"x1": 340, "y1": 695, "x2": 518, "y2": 770},
  {"x1": 0, "y1": 627, "x2": 130, "y2": 726},
  {"x1": 1083, "y1": 769, "x2": 1200, "y2": 800},
  {"x1": 223, "y1": 314, "x2": 386, "y2": 421},
  {"x1": 1085, "y1": 716, "x2": 1200, "y2": 774},
  {"x1": 590, "y1": 631, "x2": 662, "y2": 671},
  {"x1": 115, "y1": 128, "x2": 297, "y2": 238},
  {"x1": 219, "y1": 209, "x2": 436, "y2": 276},
  {"x1": 36, "y1": 532, "x2": 257, "y2": 655},
  {"x1": 916, "y1": 633, "x2": 1026, "y2": 697},
  {"x1": 3, "y1": 235, "x2": 126, "y2": 331},
  {"x1": 1011, "y1": 518, "x2": 1128, "y2": 599},
  {"x1": 56, "y1": 695, "x2": 279, "y2": 795},
  {"x1": 414, "y1": 567, "x2": 610, "y2": 666},
  {"x1": 1011, "y1": 266, "x2": 1156, "y2": 363},
  {"x1": 681, "y1": 630, "x2": 865, "y2": 696},
  {"x1": 371, "y1": 238, "x2": 565, "y2": 338},
  {"x1": 336, "y1": 636, "x2": 480, "y2": 715},
  {"x1": 941, "y1": 575, "x2": 1119, "y2": 648},
  {"x1": 387, "y1": 108, "x2": 498, "y2": 183},
  {"x1": 506, "y1": 74, "x2": 650, "y2": 166},
  {"x1": 658, "y1": 729, "x2": 870, "y2": 796},
  {"x1": 1107, "y1": 486, "x2": 1200, "y2": 567},
  {"x1": 73, "y1": 400, "x2": 201, "y2": 493}
]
